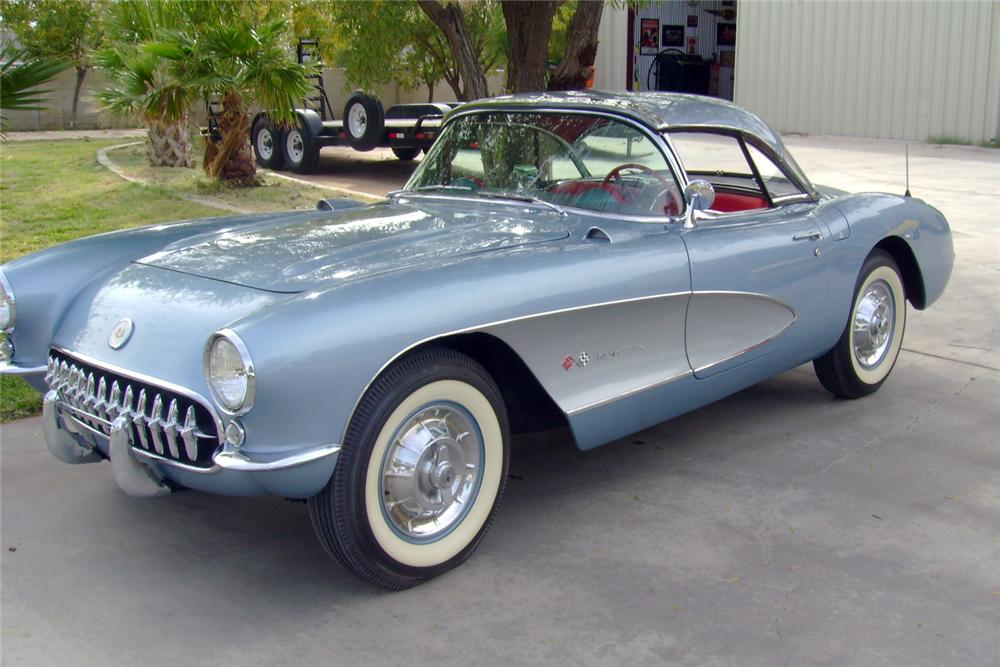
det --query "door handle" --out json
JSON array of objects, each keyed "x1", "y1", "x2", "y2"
[{"x1": 792, "y1": 230, "x2": 822, "y2": 242}]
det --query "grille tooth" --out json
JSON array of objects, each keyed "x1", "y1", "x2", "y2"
[
  {"x1": 84, "y1": 373, "x2": 96, "y2": 409},
  {"x1": 108, "y1": 381, "x2": 122, "y2": 415},
  {"x1": 148, "y1": 394, "x2": 165, "y2": 455},
  {"x1": 95, "y1": 376, "x2": 108, "y2": 423},
  {"x1": 180, "y1": 406, "x2": 199, "y2": 461},
  {"x1": 164, "y1": 399, "x2": 180, "y2": 459},
  {"x1": 47, "y1": 352, "x2": 219, "y2": 468},
  {"x1": 133, "y1": 388, "x2": 150, "y2": 450}
]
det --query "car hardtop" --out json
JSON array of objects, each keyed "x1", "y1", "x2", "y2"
[{"x1": 448, "y1": 91, "x2": 814, "y2": 196}]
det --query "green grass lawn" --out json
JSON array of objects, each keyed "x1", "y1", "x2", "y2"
[{"x1": 0, "y1": 138, "x2": 345, "y2": 421}]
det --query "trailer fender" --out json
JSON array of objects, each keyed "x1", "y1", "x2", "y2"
[{"x1": 292, "y1": 108, "x2": 325, "y2": 137}]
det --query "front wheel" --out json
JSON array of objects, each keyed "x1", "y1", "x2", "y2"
[
  {"x1": 814, "y1": 249, "x2": 907, "y2": 398},
  {"x1": 309, "y1": 348, "x2": 509, "y2": 589}
]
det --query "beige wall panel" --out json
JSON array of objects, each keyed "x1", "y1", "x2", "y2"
[{"x1": 734, "y1": 0, "x2": 1000, "y2": 143}]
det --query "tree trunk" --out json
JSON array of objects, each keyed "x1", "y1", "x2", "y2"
[
  {"x1": 548, "y1": 1, "x2": 605, "y2": 91},
  {"x1": 427, "y1": 81, "x2": 434, "y2": 103},
  {"x1": 70, "y1": 66, "x2": 87, "y2": 130},
  {"x1": 146, "y1": 117, "x2": 195, "y2": 168},
  {"x1": 204, "y1": 92, "x2": 257, "y2": 188},
  {"x1": 417, "y1": 0, "x2": 489, "y2": 100},
  {"x1": 501, "y1": 1, "x2": 560, "y2": 93}
]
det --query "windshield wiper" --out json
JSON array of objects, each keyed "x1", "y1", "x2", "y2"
[{"x1": 474, "y1": 191, "x2": 567, "y2": 217}]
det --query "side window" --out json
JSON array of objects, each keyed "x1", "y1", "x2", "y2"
[
  {"x1": 745, "y1": 143, "x2": 805, "y2": 199},
  {"x1": 667, "y1": 132, "x2": 768, "y2": 212}
]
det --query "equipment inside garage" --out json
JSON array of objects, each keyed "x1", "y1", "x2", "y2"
[{"x1": 629, "y1": 0, "x2": 737, "y2": 99}]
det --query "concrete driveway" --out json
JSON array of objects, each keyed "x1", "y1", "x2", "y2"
[{"x1": 2, "y1": 137, "x2": 998, "y2": 666}]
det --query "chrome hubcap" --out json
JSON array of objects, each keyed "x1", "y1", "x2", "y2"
[
  {"x1": 257, "y1": 128, "x2": 273, "y2": 159},
  {"x1": 853, "y1": 280, "x2": 894, "y2": 368},
  {"x1": 380, "y1": 403, "x2": 482, "y2": 541},
  {"x1": 348, "y1": 104, "x2": 367, "y2": 138},
  {"x1": 286, "y1": 130, "x2": 304, "y2": 163}
]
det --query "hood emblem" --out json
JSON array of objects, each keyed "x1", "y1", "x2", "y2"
[{"x1": 108, "y1": 318, "x2": 134, "y2": 350}]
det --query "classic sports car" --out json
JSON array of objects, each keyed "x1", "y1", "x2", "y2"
[{"x1": 0, "y1": 92, "x2": 953, "y2": 589}]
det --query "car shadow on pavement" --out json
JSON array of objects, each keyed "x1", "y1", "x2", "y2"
[{"x1": 92, "y1": 365, "x2": 832, "y2": 602}]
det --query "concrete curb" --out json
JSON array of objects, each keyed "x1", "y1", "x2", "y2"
[
  {"x1": 260, "y1": 168, "x2": 384, "y2": 202},
  {"x1": 97, "y1": 143, "x2": 252, "y2": 215}
]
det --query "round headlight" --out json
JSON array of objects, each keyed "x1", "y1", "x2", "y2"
[
  {"x1": 205, "y1": 331, "x2": 255, "y2": 414},
  {"x1": 0, "y1": 272, "x2": 14, "y2": 332}
]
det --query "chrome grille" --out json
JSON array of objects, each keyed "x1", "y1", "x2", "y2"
[{"x1": 45, "y1": 351, "x2": 220, "y2": 468}]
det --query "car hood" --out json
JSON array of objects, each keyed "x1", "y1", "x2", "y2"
[{"x1": 136, "y1": 200, "x2": 570, "y2": 293}]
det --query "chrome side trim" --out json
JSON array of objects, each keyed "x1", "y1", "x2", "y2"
[
  {"x1": 0, "y1": 361, "x2": 46, "y2": 376},
  {"x1": 51, "y1": 346, "x2": 225, "y2": 441},
  {"x1": 565, "y1": 369, "x2": 693, "y2": 416},
  {"x1": 213, "y1": 443, "x2": 341, "y2": 472},
  {"x1": 342, "y1": 291, "x2": 690, "y2": 444}
]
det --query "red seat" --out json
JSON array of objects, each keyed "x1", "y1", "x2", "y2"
[{"x1": 711, "y1": 191, "x2": 768, "y2": 212}]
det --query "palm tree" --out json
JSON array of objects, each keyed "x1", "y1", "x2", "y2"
[
  {"x1": 95, "y1": 45, "x2": 196, "y2": 167},
  {"x1": 0, "y1": 44, "x2": 69, "y2": 136},
  {"x1": 149, "y1": 19, "x2": 315, "y2": 186},
  {"x1": 95, "y1": 0, "x2": 196, "y2": 167}
]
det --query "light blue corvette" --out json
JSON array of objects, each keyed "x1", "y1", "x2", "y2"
[{"x1": 0, "y1": 92, "x2": 953, "y2": 588}]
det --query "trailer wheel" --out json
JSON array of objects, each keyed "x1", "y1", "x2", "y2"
[
  {"x1": 344, "y1": 92, "x2": 384, "y2": 152},
  {"x1": 252, "y1": 116, "x2": 285, "y2": 170},
  {"x1": 391, "y1": 147, "x2": 421, "y2": 161},
  {"x1": 283, "y1": 122, "x2": 320, "y2": 174}
]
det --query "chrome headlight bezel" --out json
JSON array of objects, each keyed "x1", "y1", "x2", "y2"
[
  {"x1": 203, "y1": 329, "x2": 256, "y2": 416},
  {"x1": 0, "y1": 271, "x2": 15, "y2": 333}
]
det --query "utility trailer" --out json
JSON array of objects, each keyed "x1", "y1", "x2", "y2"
[{"x1": 250, "y1": 39, "x2": 452, "y2": 174}]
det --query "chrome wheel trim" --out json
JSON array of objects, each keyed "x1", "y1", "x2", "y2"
[
  {"x1": 256, "y1": 127, "x2": 274, "y2": 160},
  {"x1": 285, "y1": 129, "x2": 304, "y2": 163},
  {"x1": 852, "y1": 279, "x2": 895, "y2": 369},
  {"x1": 347, "y1": 103, "x2": 367, "y2": 139},
  {"x1": 379, "y1": 401, "x2": 484, "y2": 543}
]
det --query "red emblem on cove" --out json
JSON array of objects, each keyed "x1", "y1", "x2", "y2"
[{"x1": 562, "y1": 355, "x2": 574, "y2": 370}]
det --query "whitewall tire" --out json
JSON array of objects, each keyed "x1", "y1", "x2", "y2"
[
  {"x1": 309, "y1": 348, "x2": 509, "y2": 589},
  {"x1": 815, "y1": 249, "x2": 907, "y2": 398}
]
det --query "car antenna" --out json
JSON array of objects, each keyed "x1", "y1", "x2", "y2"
[{"x1": 904, "y1": 142, "x2": 911, "y2": 197}]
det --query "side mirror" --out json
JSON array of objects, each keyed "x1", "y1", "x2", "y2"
[{"x1": 683, "y1": 179, "x2": 715, "y2": 228}]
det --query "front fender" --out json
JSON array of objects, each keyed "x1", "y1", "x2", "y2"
[
  {"x1": 0, "y1": 212, "x2": 283, "y2": 371},
  {"x1": 828, "y1": 194, "x2": 953, "y2": 319}
]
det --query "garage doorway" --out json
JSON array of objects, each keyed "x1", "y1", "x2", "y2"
[{"x1": 627, "y1": 0, "x2": 737, "y2": 100}]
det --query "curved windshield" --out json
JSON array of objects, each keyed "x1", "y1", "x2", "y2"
[{"x1": 406, "y1": 111, "x2": 683, "y2": 217}]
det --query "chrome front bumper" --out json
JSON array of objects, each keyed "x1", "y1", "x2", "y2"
[{"x1": 41, "y1": 350, "x2": 342, "y2": 498}]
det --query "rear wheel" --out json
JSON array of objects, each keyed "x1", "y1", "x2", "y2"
[
  {"x1": 309, "y1": 348, "x2": 509, "y2": 589},
  {"x1": 251, "y1": 116, "x2": 284, "y2": 170},
  {"x1": 391, "y1": 146, "x2": 420, "y2": 161},
  {"x1": 282, "y1": 122, "x2": 320, "y2": 174},
  {"x1": 343, "y1": 92, "x2": 384, "y2": 152},
  {"x1": 814, "y1": 249, "x2": 906, "y2": 398}
]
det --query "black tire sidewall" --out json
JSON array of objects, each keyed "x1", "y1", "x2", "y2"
[
  {"x1": 320, "y1": 349, "x2": 509, "y2": 587},
  {"x1": 391, "y1": 146, "x2": 420, "y2": 161},
  {"x1": 343, "y1": 92, "x2": 384, "y2": 152},
  {"x1": 251, "y1": 116, "x2": 284, "y2": 169},
  {"x1": 282, "y1": 121, "x2": 319, "y2": 174}
]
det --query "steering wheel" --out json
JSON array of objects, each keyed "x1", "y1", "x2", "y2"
[{"x1": 603, "y1": 163, "x2": 680, "y2": 214}]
